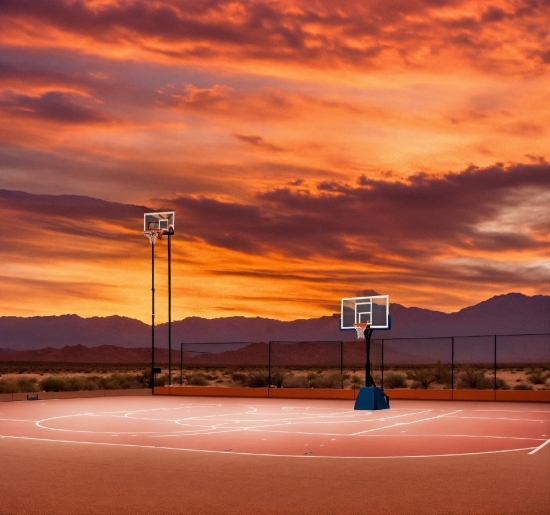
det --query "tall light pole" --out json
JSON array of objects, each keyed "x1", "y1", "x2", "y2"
[{"x1": 144, "y1": 211, "x2": 175, "y2": 393}]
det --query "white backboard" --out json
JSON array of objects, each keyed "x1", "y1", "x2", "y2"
[
  {"x1": 144, "y1": 211, "x2": 175, "y2": 234},
  {"x1": 341, "y1": 295, "x2": 390, "y2": 330}
]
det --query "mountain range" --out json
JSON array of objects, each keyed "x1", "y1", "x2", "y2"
[{"x1": 0, "y1": 293, "x2": 548, "y2": 363}]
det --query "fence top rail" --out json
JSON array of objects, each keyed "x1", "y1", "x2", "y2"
[
  {"x1": 178, "y1": 333, "x2": 549, "y2": 346},
  {"x1": 269, "y1": 340, "x2": 344, "y2": 344},
  {"x1": 180, "y1": 341, "x2": 256, "y2": 345},
  {"x1": 375, "y1": 332, "x2": 550, "y2": 341}
]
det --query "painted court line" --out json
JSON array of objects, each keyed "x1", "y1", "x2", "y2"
[
  {"x1": 528, "y1": 438, "x2": 550, "y2": 455},
  {"x1": 448, "y1": 415, "x2": 548, "y2": 422},
  {"x1": 0, "y1": 434, "x2": 539, "y2": 459},
  {"x1": 349, "y1": 409, "x2": 462, "y2": 436}
]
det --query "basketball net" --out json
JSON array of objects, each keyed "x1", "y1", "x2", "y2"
[
  {"x1": 144, "y1": 229, "x2": 163, "y2": 244},
  {"x1": 353, "y1": 323, "x2": 369, "y2": 340}
]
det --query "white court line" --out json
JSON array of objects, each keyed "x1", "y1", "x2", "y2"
[
  {"x1": 350, "y1": 410, "x2": 462, "y2": 436},
  {"x1": 464, "y1": 412, "x2": 550, "y2": 413},
  {"x1": 0, "y1": 434, "x2": 538, "y2": 459},
  {"x1": 444, "y1": 416, "x2": 548, "y2": 422},
  {"x1": 0, "y1": 418, "x2": 38, "y2": 423},
  {"x1": 528, "y1": 438, "x2": 550, "y2": 455}
]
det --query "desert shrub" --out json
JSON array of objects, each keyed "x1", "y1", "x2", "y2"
[
  {"x1": 350, "y1": 375, "x2": 362, "y2": 389},
  {"x1": 432, "y1": 361, "x2": 452, "y2": 386},
  {"x1": 0, "y1": 379, "x2": 19, "y2": 393},
  {"x1": 17, "y1": 377, "x2": 39, "y2": 393},
  {"x1": 310, "y1": 373, "x2": 344, "y2": 389},
  {"x1": 514, "y1": 382, "x2": 534, "y2": 390},
  {"x1": 457, "y1": 367, "x2": 492, "y2": 390},
  {"x1": 383, "y1": 372, "x2": 407, "y2": 389},
  {"x1": 495, "y1": 378, "x2": 510, "y2": 390},
  {"x1": 39, "y1": 376, "x2": 70, "y2": 392},
  {"x1": 527, "y1": 370, "x2": 547, "y2": 385},
  {"x1": 231, "y1": 372, "x2": 248, "y2": 385},
  {"x1": 110, "y1": 373, "x2": 147, "y2": 389},
  {"x1": 270, "y1": 368, "x2": 287, "y2": 388},
  {"x1": 406, "y1": 368, "x2": 436, "y2": 389},
  {"x1": 282, "y1": 374, "x2": 309, "y2": 388},
  {"x1": 215, "y1": 378, "x2": 224, "y2": 384},
  {"x1": 248, "y1": 372, "x2": 269, "y2": 387},
  {"x1": 153, "y1": 374, "x2": 169, "y2": 387},
  {"x1": 186, "y1": 373, "x2": 209, "y2": 386}
]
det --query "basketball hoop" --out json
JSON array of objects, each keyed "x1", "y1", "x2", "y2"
[
  {"x1": 144, "y1": 229, "x2": 163, "y2": 244},
  {"x1": 353, "y1": 323, "x2": 369, "y2": 340}
]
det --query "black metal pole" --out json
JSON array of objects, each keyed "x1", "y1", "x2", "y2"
[
  {"x1": 268, "y1": 341, "x2": 272, "y2": 388},
  {"x1": 151, "y1": 241, "x2": 155, "y2": 393},
  {"x1": 168, "y1": 232, "x2": 172, "y2": 386},
  {"x1": 451, "y1": 337, "x2": 454, "y2": 395},
  {"x1": 494, "y1": 334, "x2": 497, "y2": 392},
  {"x1": 365, "y1": 328, "x2": 374, "y2": 387},
  {"x1": 381, "y1": 339, "x2": 384, "y2": 392},
  {"x1": 180, "y1": 342, "x2": 183, "y2": 385},
  {"x1": 340, "y1": 341, "x2": 343, "y2": 388}
]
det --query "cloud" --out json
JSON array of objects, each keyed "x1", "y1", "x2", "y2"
[
  {"x1": 1, "y1": 1, "x2": 548, "y2": 76},
  {"x1": 235, "y1": 134, "x2": 285, "y2": 152},
  {"x1": 162, "y1": 161, "x2": 550, "y2": 266},
  {"x1": 0, "y1": 90, "x2": 107, "y2": 124}
]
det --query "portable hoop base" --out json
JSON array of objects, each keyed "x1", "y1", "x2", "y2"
[{"x1": 354, "y1": 386, "x2": 390, "y2": 410}]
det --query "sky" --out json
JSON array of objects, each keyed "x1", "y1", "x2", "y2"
[{"x1": 0, "y1": 0, "x2": 549, "y2": 323}]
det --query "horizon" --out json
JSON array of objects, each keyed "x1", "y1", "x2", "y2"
[
  {"x1": 1, "y1": 292, "x2": 545, "y2": 322},
  {"x1": 1, "y1": 1, "x2": 548, "y2": 323}
]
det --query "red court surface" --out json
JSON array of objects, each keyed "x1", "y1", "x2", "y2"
[{"x1": 1, "y1": 396, "x2": 549, "y2": 514}]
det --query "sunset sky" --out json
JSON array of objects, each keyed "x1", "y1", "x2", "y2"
[{"x1": 1, "y1": 0, "x2": 549, "y2": 324}]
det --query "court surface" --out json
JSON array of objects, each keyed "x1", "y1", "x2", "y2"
[{"x1": 1, "y1": 396, "x2": 549, "y2": 514}]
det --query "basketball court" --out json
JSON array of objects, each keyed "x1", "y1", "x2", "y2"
[{"x1": 1, "y1": 395, "x2": 549, "y2": 514}]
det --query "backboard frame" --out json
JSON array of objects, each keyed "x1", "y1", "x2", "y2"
[
  {"x1": 144, "y1": 211, "x2": 175, "y2": 235},
  {"x1": 340, "y1": 295, "x2": 390, "y2": 330}
]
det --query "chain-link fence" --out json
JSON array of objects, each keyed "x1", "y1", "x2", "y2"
[{"x1": 177, "y1": 333, "x2": 549, "y2": 391}]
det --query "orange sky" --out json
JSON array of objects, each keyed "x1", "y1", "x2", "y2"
[{"x1": 0, "y1": 0, "x2": 549, "y2": 323}]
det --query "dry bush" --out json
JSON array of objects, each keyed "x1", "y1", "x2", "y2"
[
  {"x1": 186, "y1": 373, "x2": 209, "y2": 386},
  {"x1": 350, "y1": 375, "x2": 362, "y2": 389},
  {"x1": 513, "y1": 382, "x2": 534, "y2": 390},
  {"x1": 457, "y1": 367, "x2": 492, "y2": 390},
  {"x1": 383, "y1": 372, "x2": 407, "y2": 389},
  {"x1": 0, "y1": 379, "x2": 18, "y2": 393},
  {"x1": 270, "y1": 368, "x2": 287, "y2": 388},
  {"x1": 231, "y1": 372, "x2": 248, "y2": 385},
  {"x1": 311, "y1": 373, "x2": 345, "y2": 389},
  {"x1": 248, "y1": 372, "x2": 269, "y2": 387},
  {"x1": 432, "y1": 361, "x2": 452, "y2": 386},
  {"x1": 527, "y1": 370, "x2": 547, "y2": 385},
  {"x1": 282, "y1": 374, "x2": 309, "y2": 388},
  {"x1": 406, "y1": 368, "x2": 436, "y2": 389}
]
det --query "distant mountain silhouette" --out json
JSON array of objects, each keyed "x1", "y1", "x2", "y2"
[{"x1": 0, "y1": 294, "x2": 548, "y2": 359}]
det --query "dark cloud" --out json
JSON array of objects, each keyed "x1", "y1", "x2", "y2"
[
  {"x1": 2, "y1": 0, "x2": 547, "y2": 74},
  {"x1": 0, "y1": 189, "x2": 152, "y2": 253},
  {"x1": 235, "y1": 134, "x2": 284, "y2": 152},
  {"x1": 0, "y1": 91, "x2": 106, "y2": 124},
  {"x1": 160, "y1": 162, "x2": 550, "y2": 267}
]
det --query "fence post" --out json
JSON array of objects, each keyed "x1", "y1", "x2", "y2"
[
  {"x1": 451, "y1": 337, "x2": 454, "y2": 398},
  {"x1": 180, "y1": 342, "x2": 183, "y2": 385},
  {"x1": 268, "y1": 341, "x2": 271, "y2": 389},
  {"x1": 494, "y1": 335, "x2": 497, "y2": 393},
  {"x1": 340, "y1": 341, "x2": 343, "y2": 388},
  {"x1": 381, "y1": 339, "x2": 384, "y2": 392}
]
